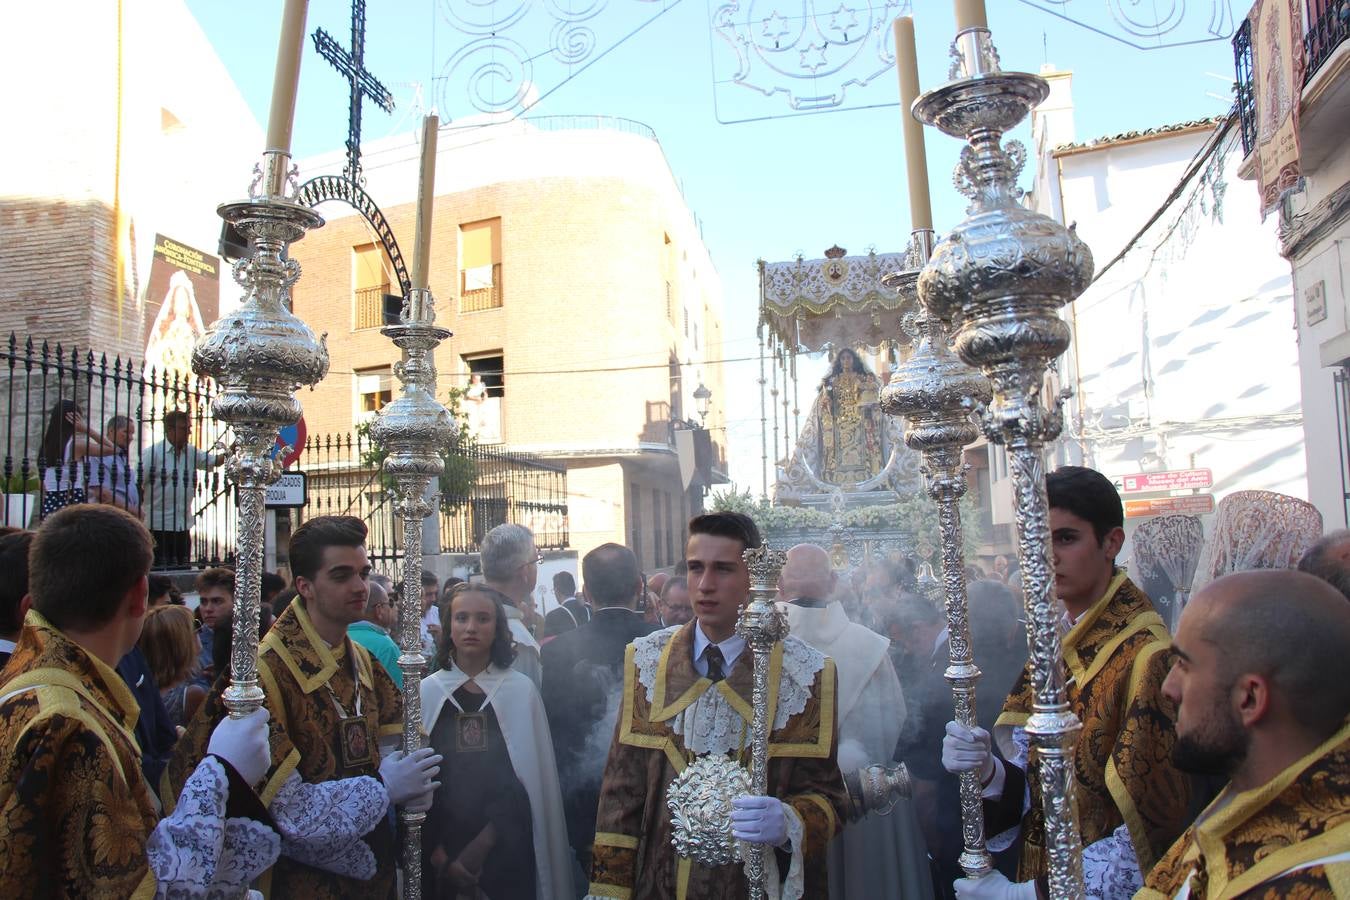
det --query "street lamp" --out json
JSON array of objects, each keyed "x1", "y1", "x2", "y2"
[{"x1": 694, "y1": 382, "x2": 712, "y2": 426}]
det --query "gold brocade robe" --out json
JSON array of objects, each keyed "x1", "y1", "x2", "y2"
[
  {"x1": 996, "y1": 572, "x2": 1190, "y2": 880},
  {"x1": 589, "y1": 621, "x2": 848, "y2": 900},
  {"x1": 165, "y1": 599, "x2": 403, "y2": 899},
  {"x1": 1138, "y1": 721, "x2": 1350, "y2": 899},
  {"x1": 0, "y1": 611, "x2": 159, "y2": 899}
]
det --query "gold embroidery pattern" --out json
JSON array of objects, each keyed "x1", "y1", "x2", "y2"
[
  {"x1": 1001, "y1": 577, "x2": 1189, "y2": 879},
  {"x1": 0, "y1": 617, "x2": 159, "y2": 898}
]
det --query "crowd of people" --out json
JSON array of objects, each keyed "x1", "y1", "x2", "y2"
[{"x1": 0, "y1": 463, "x2": 1347, "y2": 898}]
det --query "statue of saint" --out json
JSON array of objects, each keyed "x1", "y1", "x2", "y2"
[{"x1": 816, "y1": 348, "x2": 883, "y2": 484}]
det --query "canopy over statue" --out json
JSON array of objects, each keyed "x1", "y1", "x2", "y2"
[
  {"x1": 759, "y1": 245, "x2": 919, "y2": 352},
  {"x1": 758, "y1": 245, "x2": 924, "y2": 505}
]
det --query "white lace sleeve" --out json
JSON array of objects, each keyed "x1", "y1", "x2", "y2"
[
  {"x1": 268, "y1": 771, "x2": 390, "y2": 880},
  {"x1": 763, "y1": 801, "x2": 807, "y2": 900},
  {"x1": 986, "y1": 726, "x2": 1031, "y2": 854},
  {"x1": 146, "y1": 756, "x2": 280, "y2": 898},
  {"x1": 1083, "y1": 824, "x2": 1143, "y2": 899}
]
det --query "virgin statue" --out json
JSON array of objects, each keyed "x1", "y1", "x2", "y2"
[{"x1": 816, "y1": 348, "x2": 883, "y2": 484}]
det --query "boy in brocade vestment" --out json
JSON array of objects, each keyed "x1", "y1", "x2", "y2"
[
  {"x1": 0, "y1": 506, "x2": 279, "y2": 899},
  {"x1": 165, "y1": 515, "x2": 442, "y2": 899},
  {"x1": 587, "y1": 513, "x2": 848, "y2": 900},
  {"x1": 942, "y1": 467, "x2": 1192, "y2": 898}
]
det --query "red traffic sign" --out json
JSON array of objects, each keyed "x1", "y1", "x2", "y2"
[
  {"x1": 1125, "y1": 494, "x2": 1215, "y2": 519},
  {"x1": 275, "y1": 417, "x2": 307, "y2": 469},
  {"x1": 1120, "y1": 468, "x2": 1212, "y2": 494}
]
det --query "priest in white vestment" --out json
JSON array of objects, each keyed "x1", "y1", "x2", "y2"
[{"x1": 779, "y1": 543, "x2": 935, "y2": 900}]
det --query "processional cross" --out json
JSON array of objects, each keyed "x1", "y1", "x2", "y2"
[{"x1": 312, "y1": 0, "x2": 394, "y2": 183}]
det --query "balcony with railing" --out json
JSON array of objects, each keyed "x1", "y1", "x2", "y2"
[
  {"x1": 1306, "y1": 1, "x2": 1350, "y2": 83},
  {"x1": 460, "y1": 264, "x2": 503, "y2": 313},
  {"x1": 354, "y1": 284, "x2": 390, "y2": 330},
  {"x1": 1234, "y1": 1, "x2": 1350, "y2": 162}
]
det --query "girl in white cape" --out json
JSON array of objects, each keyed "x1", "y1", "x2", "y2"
[{"x1": 421, "y1": 583, "x2": 575, "y2": 899}]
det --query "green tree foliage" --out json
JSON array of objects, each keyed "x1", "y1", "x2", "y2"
[
  {"x1": 707, "y1": 486, "x2": 984, "y2": 560},
  {"x1": 356, "y1": 386, "x2": 478, "y2": 506}
]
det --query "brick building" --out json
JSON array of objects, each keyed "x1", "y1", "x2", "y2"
[
  {"x1": 290, "y1": 117, "x2": 729, "y2": 564},
  {"x1": 0, "y1": 0, "x2": 258, "y2": 358}
]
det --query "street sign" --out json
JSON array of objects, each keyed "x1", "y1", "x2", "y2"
[
  {"x1": 264, "y1": 472, "x2": 307, "y2": 509},
  {"x1": 1125, "y1": 494, "x2": 1215, "y2": 518},
  {"x1": 1120, "y1": 468, "x2": 1213, "y2": 494},
  {"x1": 274, "y1": 417, "x2": 307, "y2": 469}
]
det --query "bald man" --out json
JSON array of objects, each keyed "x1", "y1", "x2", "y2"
[
  {"x1": 1139, "y1": 570, "x2": 1350, "y2": 899},
  {"x1": 778, "y1": 544, "x2": 933, "y2": 899}
]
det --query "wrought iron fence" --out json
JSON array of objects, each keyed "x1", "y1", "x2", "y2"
[
  {"x1": 0, "y1": 333, "x2": 235, "y2": 570},
  {"x1": 1, "y1": 332, "x2": 569, "y2": 569},
  {"x1": 438, "y1": 442, "x2": 569, "y2": 554}
]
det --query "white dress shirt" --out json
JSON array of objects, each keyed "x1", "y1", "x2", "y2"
[{"x1": 691, "y1": 621, "x2": 746, "y2": 677}]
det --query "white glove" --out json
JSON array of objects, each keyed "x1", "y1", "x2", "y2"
[
  {"x1": 207, "y1": 708, "x2": 272, "y2": 787},
  {"x1": 954, "y1": 871, "x2": 1037, "y2": 899},
  {"x1": 379, "y1": 747, "x2": 443, "y2": 807},
  {"x1": 403, "y1": 782, "x2": 438, "y2": 815},
  {"x1": 943, "y1": 721, "x2": 996, "y2": 784},
  {"x1": 730, "y1": 795, "x2": 789, "y2": 846}
]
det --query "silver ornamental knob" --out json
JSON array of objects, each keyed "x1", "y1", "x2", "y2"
[
  {"x1": 667, "y1": 755, "x2": 752, "y2": 868},
  {"x1": 845, "y1": 762, "x2": 914, "y2": 820},
  {"x1": 881, "y1": 315, "x2": 991, "y2": 457}
]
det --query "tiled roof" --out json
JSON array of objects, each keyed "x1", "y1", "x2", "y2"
[{"x1": 1053, "y1": 116, "x2": 1227, "y2": 154}]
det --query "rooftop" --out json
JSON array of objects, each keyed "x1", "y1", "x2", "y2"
[{"x1": 1053, "y1": 116, "x2": 1227, "y2": 156}]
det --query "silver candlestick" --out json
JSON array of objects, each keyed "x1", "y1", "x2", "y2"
[
  {"x1": 193, "y1": 149, "x2": 329, "y2": 718},
  {"x1": 914, "y1": 25, "x2": 1095, "y2": 900},
  {"x1": 881, "y1": 231, "x2": 994, "y2": 879},
  {"x1": 368, "y1": 286, "x2": 454, "y2": 900},
  {"x1": 737, "y1": 545, "x2": 789, "y2": 900}
]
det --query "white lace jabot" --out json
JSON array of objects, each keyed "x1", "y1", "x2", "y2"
[{"x1": 632, "y1": 627, "x2": 825, "y2": 758}]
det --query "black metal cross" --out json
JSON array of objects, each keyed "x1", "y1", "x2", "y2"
[{"x1": 312, "y1": 0, "x2": 394, "y2": 183}]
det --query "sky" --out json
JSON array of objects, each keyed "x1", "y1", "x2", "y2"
[{"x1": 185, "y1": 0, "x2": 1239, "y2": 493}]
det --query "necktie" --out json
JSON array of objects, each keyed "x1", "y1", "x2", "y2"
[{"x1": 705, "y1": 644, "x2": 726, "y2": 683}]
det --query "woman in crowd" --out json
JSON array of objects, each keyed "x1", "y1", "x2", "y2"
[
  {"x1": 420, "y1": 583, "x2": 573, "y2": 899},
  {"x1": 138, "y1": 604, "x2": 206, "y2": 732},
  {"x1": 37, "y1": 399, "x2": 119, "y2": 517}
]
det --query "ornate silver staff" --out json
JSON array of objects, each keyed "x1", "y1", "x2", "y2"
[
  {"x1": 883, "y1": 16, "x2": 994, "y2": 876},
  {"x1": 368, "y1": 114, "x2": 454, "y2": 900},
  {"x1": 192, "y1": 0, "x2": 328, "y2": 718},
  {"x1": 881, "y1": 290, "x2": 993, "y2": 878},
  {"x1": 913, "y1": 19, "x2": 1095, "y2": 899},
  {"x1": 737, "y1": 545, "x2": 789, "y2": 900}
]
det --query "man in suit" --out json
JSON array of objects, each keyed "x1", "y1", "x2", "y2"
[
  {"x1": 544, "y1": 569, "x2": 591, "y2": 638},
  {"x1": 541, "y1": 542, "x2": 655, "y2": 874}
]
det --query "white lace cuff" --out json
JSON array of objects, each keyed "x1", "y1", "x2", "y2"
[
  {"x1": 760, "y1": 801, "x2": 806, "y2": 900},
  {"x1": 147, "y1": 756, "x2": 281, "y2": 897},
  {"x1": 1083, "y1": 824, "x2": 1142, "y2": 899},
  {"x1": 269, "y1": 771, "x2": 390, "y2": 880}
]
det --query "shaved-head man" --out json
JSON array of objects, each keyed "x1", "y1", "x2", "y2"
[
  {"x1": 778, "y1": 543, "x2": 932, "y2": 899},
  {"x1": 1139, "y1": 570, "x2": 1350, "y2": 899},
  {"x1": 778, "y1": 543, "x2": 836, "y2": 607}
]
